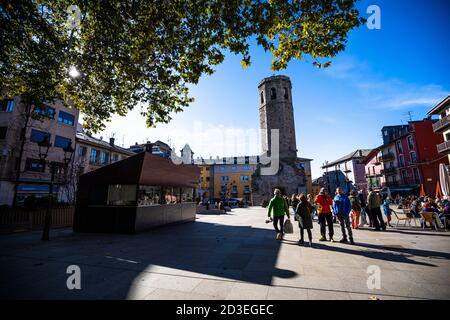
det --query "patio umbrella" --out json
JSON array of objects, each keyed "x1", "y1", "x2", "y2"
[
  {"x1": 419, "y1": 184, "x2": 426, "y2": 197},
  {"x1": 439, "y1": 163, "x2": 450, "y2": 197},
  {"x1": 387, "y1": 187, "x2": 392, "y2": 199}
]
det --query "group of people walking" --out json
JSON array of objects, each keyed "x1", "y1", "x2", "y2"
[{"x1": 267, "y1": 186, "x2": 390, "y2": 247}]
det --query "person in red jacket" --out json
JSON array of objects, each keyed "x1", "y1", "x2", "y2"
[{"x1": 314, "y1": 188, "x2": 335, "y2": 242}]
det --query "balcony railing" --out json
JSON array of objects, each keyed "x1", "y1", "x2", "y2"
[
  {"x1": 382, "y1": 167, "x2": 397, "y2": 176},
  {"x1": 433, "y1": 114, "x2": 450, "y2": 133},
  {"x1": 437, "y1": 141, "x2": 450, "y2": 154},
  {"x1": 401, "y1": 178, "x2": 421, "y2": 186},
  {"x1": 383, "y1": 181, "x2": 399, "y2": 188},
  {"x1": 380, "y1": 153, "x2": 395, "y2": 162}
]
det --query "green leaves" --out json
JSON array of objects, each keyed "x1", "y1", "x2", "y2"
[{"x1": 0, "y1": 0, "x2": 364, "y2": 133}]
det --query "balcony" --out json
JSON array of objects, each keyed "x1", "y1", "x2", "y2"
[
  {"x1": 437, "y1": 141, "x2": 450, "y2": 154},
  {"x1": 380, "y1": 153, "x2": 395, "y2": 162},
  {"x1": 383, "y1": 181, "x2": 399, "y2": 188},
  {"x1": 432, "y1": 114, "x2": 450, "y2": 133},
  {"x1": 399, "y1": 178, "x2": 421, "y2": 186},
  {"x1": 382, "y1": 167, "x2": 397, "y2": 176}
]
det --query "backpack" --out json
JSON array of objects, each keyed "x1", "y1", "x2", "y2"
[{"x1": 352, "y1": 197, "x2": 362, "y2": 212}]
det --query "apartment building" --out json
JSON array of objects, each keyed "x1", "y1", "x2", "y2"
[
  {"x1": 321, "y1": 149, "x2": 372, "y2": 194},
  {"x1": 194, "y1": 155, "x2": 313, "y2": 203},
  {"x1": 364, "y1": 148, "x2": 384, "y2": 190},
  {"x1": 0, "y1": 97, "x2": 78, "y2": 205},
  {"x1": 75, "y1": 129, "x2": 134, "y2": 175},
  {"x1": 428, "y1": 95, "x2": 450, "y2": 161},
  {"x1": 428, "y1": 95, "x2": 450, "y2": 195}
]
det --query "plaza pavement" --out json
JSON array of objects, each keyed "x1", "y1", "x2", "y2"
[{"x1": 1, "y1": 206, "x2": 449, "y2": 300}]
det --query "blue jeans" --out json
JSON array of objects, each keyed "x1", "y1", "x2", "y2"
[{"x1": 337, "y1": 214, "x2": 353, "y2": 240}]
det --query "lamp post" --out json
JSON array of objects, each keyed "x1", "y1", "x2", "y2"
[{"x1": 37, "y1": 136, "x2": 74, "y2": 241}]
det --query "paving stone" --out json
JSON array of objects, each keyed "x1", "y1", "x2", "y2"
[
  {"x1": 225, "y1": 283, "x2": 269, "y2": 300},
  {"x1": 1, "y1": 207, "x2": 449, "y2": 300}
]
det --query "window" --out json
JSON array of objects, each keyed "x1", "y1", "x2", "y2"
[
  {"x1": 30, "y1": 129, "x2": 50, "y2": 143},
  {"x1": 401, "y1": 170, "x2": 408, "y2": 183},
  {"x1": 244, "y1": 186, "x2": 250, "y2": 193},
  {"x1": 138, "y1": 186, "x2": 161, "y2": 206},
  {"x1": 107, "y1": 185, "x2": 137, "y2": 206},
  {"x1": 90, "y1": 149, "x2": 98, "y2": 163},
  {"x1": 260, "y1": 91, "x2": 264, "y2": 104},
  {"x1": 99, "y1": 151, "x2": 109, "y2": 165},
  {"x1": 283, "y1": 87, "x2": 288, "y2": 100},
  {"x1": 231, "y1": 185, "x2": 238, "y2": 193},
  {"x1": 240, "y1": 175, "x2": 249, "y2": 182},
  {"x1": 54, "y1": 135, "x2": 71, "y2": 148},
  {"x1": 25, "y1": 158, "x2": 45, "y2": 172},
  {"x1": 410, "y1": 151, "x2": 417, "y2": 164},
  {"x1": 413, "y1": 167, "x2": 420, "y2": 183},
  {"x1": 112, "y1": 154, "x2": 119, "y2": 162},
  {"x1": 384, "y1": 130, "x2": 388, "y2": 136},
  {"x1": 396, "y1": 141, "x2": 403, "y2": 154},
  {"x1": 407, "y1": 136, "x2": 414, "y2": 150},
  {"x1": 221, "y1": 176, "x2": 229, "y2": 183},
  {"x1": 58, "y1": 111, "x2": 75, "y2": 126},
  {"x1": 33, "y1": 105, "x2": 55, "y2": 119},
  {"x1": 78, "y1": 146, "x2": 87, "y2": 157},
  {"x1": 270, "y1": 88, "x2": 276, "y2": 100},
  {"x1": 399, "y1": 154, "x2": 405, "y2": 167},
  {"x1": 52, "y1": 162, "x2": 66, "y2": 175},
  {"x1": 0, "y1": 127, "x2": 7, "y2": 139},
  {"x1": 0, "y1": 98, "x2": 14, "y2": 112}
]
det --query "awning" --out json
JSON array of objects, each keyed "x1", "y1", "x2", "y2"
[{"x1": 387, "y1": 187, "x2": 416, "y2": 192}]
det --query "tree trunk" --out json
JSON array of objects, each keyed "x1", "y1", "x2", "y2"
[{"x1": 12, "y1": 102, "x2": 31, "y2": 208}]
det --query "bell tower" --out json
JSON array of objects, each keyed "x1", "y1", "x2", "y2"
[{"x1": 258, "y1": 75, "x2": 297, "y2": 159}]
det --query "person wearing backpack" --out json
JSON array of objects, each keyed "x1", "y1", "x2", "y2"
[
  {"x1": 295, "y1": 193, "x2": 314, "y2": 247},
  {"x1": 267, "y1": 189, "x2": 291, "y2": 240},
  {"x1": 367, "y1": 188, "x2": 386, "y2": 231},
  {"x1": 349, "y1": 190, "x2": 362, "y2": 229}
]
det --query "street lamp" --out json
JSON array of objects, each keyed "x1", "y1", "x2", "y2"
[{"x1": 37, "y1": 137, "x2": 74, "y2": 241}]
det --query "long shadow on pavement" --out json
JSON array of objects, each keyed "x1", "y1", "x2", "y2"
[
  {"x1": 285, "y1": 241, "x2": 445, "y2": 267},
  {"x1": 0, "y1": 220, "x2": 297, "y2": 299}
]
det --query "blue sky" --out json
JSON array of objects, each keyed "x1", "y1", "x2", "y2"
[{"x1": 99, "y1": 0, "x2": 450, "y2": 179}]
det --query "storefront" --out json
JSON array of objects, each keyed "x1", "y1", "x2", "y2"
[{"x1": 74, "y1": 152, "x2": 200, "y2": 234}]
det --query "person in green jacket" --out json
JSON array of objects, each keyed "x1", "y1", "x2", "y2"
[{"x1": 268, "y1": 189, "x2": 290, "y2": 240}]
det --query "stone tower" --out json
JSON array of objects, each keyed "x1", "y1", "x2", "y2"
[
  {"x1": 258, "y1": 75, "x2": 297, "y2": 159},
  {"x1": 252, "y1": 75, "x2": 307, "y2": 204}
]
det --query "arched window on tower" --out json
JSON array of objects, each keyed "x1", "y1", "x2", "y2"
[
  {"x1": 283, "y1": 87, "x2": 288, "y2": 100},
  {"x1": 270, "y1": 88, "x2": 277, "y2": 100},
  {"x1": 260, "y1": 91, "x2": 264, "y2": 104}
]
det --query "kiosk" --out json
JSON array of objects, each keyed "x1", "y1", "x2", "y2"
[{"x1": 74, "y1": 152, "x2": 200, "y2": 233}]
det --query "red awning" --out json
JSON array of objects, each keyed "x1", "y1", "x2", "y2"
[
  {"x1": 436, "y1": 180, "x2": 443, "y2": 199},
  {"x1": 419, "y1": 184, "x2": 426, "y2": 197}
]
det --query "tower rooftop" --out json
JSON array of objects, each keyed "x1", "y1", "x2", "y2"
[{"x1": 258, "y1": 75, "x2": 291, "y2": 88}]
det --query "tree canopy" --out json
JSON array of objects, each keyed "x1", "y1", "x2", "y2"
[{"x1": 0, "y1": 0, "x2": 364, "y2": 132}]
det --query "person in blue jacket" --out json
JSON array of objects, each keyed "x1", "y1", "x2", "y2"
[{"x1": 333, "y1": 187, "x2": 354, "y2": 244}]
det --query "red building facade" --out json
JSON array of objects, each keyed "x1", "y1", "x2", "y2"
[{"x1": 392, "y1": 119, "x2": 448, "y2": 196}]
